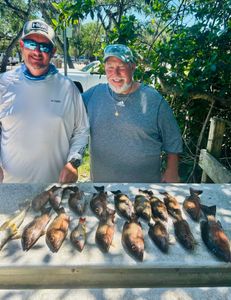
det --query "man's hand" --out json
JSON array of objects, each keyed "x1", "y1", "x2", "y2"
[
  {"x1": 59, "y1": 163, "x2": 78, "y2": 183},
  {"x1": 0, "y1": 167, "x2": 3, "y2": 183},
  {"x1": 161, "y1": 168, "x2": 180, "y2": 183},
  {"x1": 161, "y1": 153, "x2": 180, "y2": 183}
]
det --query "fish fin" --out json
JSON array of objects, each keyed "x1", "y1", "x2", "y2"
[
  {"x1": 217, "y1": 220, "x2": 223, "y2": 229},
  {"x1": 200, "y1": 204, "x2": 216, "y2": 216}
]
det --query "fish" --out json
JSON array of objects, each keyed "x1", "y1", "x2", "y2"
[
  {"x1": 122, "y1": 216, "x2": 144, "y2": 261},
  {"x1": 46, "y1": 207, "x2": 70, "y2": 253},
  {"x1": 95, "y1": 208, "x2": 115, "y2": 253},
  {"x1": 174, "y1": 214, "x2": 196, "y2": 251},
  {"x1": 68, "y1": 187, "x2": 87, "y2": 215},
  {"x1": 200, "y1": 204, "x2": 231, "y2": 262},
  {"x1": 70, "y1": 217, "x2": 87, "y2": 252},
  {"x1": 160, "y1": 191, "x2": 182, "y2": 219},
  {"x1": 134, "y1": 193, "x2": 152, "y2": 223},
  {"x1": 32, "y1": 185, "x2": 59, "y2": 212},
  {"x1": 150, "y1": 195, "x2": 168, "y2": 222},
  {"x1": 148, "y1": 220, "x2": 169, "y2": 253},
  {"x1": 49, "y1": 187, "x2": 64, "y2": 212},
  {"x1": 21, "y1": 207, "x2": 52, "y2": 251},
  {"x1": 183, "y1": 187, "x2": 203, "y2": 221},
  {"x1": 90, "y1": 186, "x2": 108, "y2": 218},
  {"x1": 0, "y1": 200, "x2": 30, "y2": 250},
  {"x1": 112, "y1": 190, "x2": 135, "y2": 220}
]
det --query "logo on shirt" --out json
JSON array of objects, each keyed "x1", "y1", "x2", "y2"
[{"x1": 50, "y1": 99, "x2": 61, "y2": 103}]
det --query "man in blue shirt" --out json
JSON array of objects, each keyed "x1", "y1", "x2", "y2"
[{"x1": 83, "y1": 44, "x2": 182, "y2": 183}]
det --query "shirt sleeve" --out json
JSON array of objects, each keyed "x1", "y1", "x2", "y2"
[
  {"x1": 67, "y1": 84, "x2": 90, "y2": 162},
  {"x1": 157, "y1": 98, "x2": 183, "y2": 154}
]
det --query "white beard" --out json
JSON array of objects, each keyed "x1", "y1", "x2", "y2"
[{"x1": 109, "y1": 81, "x2": 133, "y2": 94}]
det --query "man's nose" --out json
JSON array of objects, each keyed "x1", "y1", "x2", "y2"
[{"x1": 114, "y1": 67, "x2": 121, "y2": 75}]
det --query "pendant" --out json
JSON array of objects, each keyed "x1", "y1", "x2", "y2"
[
  {"x1": 117, "y1": 101, "x2": 125, "y2": 107},
  {"x1": 115, "y1": 111, "x2": 119, "y2": 117}
]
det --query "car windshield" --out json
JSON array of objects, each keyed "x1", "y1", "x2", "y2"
[{"x1": 81, "y1": 62, "x2": 98, "y2": 72}]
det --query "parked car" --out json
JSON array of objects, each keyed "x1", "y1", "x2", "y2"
[
  {"x1": 58, "y1": 61, "x2": 107, "y2": 93},
  {"x1": 76, "y1": 56, "x2": 90, "y2": 65}
]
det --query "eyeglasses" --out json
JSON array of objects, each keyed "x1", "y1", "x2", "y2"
[{"x1": 22, "y1": 39, "x2": 53, "y2": 53}]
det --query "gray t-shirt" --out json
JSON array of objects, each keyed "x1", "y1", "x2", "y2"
[{"x1": 83, "y1": 83, "x2": 182, "y2": 183}]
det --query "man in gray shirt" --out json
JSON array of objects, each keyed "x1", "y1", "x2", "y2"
[{"x1": 83, "y1": 44, "x2": 182, "y2": 183}]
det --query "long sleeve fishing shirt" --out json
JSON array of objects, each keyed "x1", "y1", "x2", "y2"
[{"x1": 0, "y1": 66, "x2": 89, "y2": 183}]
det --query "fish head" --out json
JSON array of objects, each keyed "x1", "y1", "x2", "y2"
[{"x1": 130, "y1": 241, "x2": 144, "y2": 261}]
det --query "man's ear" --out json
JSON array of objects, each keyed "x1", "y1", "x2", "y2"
[
  {"x1": 19, "y1": 40, "x2": 24, "y2": 50},
  {"x1": 51, "y1": 47, "x2": 57, "y2": 58}
]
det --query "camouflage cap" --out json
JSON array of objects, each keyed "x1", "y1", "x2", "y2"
[
  {"x1": 103, "y1": 44, "x2": 134, "y2": 63},
  {"x1": 22, "y1": 19, "x2": 56, "y2": 46}
]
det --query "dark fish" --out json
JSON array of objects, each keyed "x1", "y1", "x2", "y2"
[
  {"x1": 138, "y1": 189, "x2": 154, "y2": 198},
  {"x1": 32, "y1": 185, "x2": 58, "y2": 212},
  {"x1": 49, "y1": 187, "x2": 64, "y2": 212},
  {"x1": 21, "y1": 207, "x2": 51, "y2": 251},
  {"x1": 70, "y1": 217, "x2": 87, "y2": 252},
  {"x1": 68, "y1": 187, "x2": 87, "y2": 215},
  {"x1": 112, "y1": 190, "x2": 135, "y2": 220},
  {"x1": 148, "y1": 220, "x2": 169, "y2": 253},
  {"x1": 122, "y1": 217, "x2": 144, "y2": 261},
  {"x1": 95, "y1": 208, "x2": 115, "y2": 253},
  {"x1": 200, "y1": 205, "x2": 231, "y2": 262},
  {"x1": 134, "y1": 193, "x2": 152, "y2": 222},
  {"x1": 160, "y1": 191, "x2": 182, "y2": 219},
  {"x1": 174, "y1": 214, "x2": 196, "y2": 251},
  {"x1": 46, "y1": 207, "x2": 70, "y2": 252},
  {"x1": 183, "y1": 188, "x2": 203, "y2": 221},
  {"x1": 90, "y1": 186, "x2": 108, "y2": 218},
  {"x1": 150, "y1": 196, "x2": 168, "y2": 222},
  {"x1": 0, "y1": 200, "x2": 30, "y2": 250}
]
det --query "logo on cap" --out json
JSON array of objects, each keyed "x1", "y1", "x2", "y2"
[{"x1": 31, "y1": 21, "x2": 48, "y2": 33}]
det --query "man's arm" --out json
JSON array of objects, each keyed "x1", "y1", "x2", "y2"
[
  {"x1": 58, "y1": 85, "x2": 89, "y2": 183},
  {"x1": 161, "y1": 153, "x2": 180, "y2": 183}
]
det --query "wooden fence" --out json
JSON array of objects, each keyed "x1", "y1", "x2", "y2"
[{"x1": 199, "y1": 117, "x2": 231, "y2": 183}]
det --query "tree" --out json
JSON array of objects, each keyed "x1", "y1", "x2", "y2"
[{"x1": 0, "y1": 0, "x2": 33, "y2": 72}]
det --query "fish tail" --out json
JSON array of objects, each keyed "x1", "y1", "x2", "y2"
[
  {"x1": 79, "y1": 217, "x2": 86, "y2": 224},
  {"x1": 18, "y1": 199, "x2": 31, "y2": 211},
  {"x1": 94, "y1": 186, "x2": 105, "y2": 192},
  {"x1": 190, "y1": 187, "x2": 203, "y2": 196},
  {"x1": 111, "y1": 190, "x2": 121, "y2": 195},
  {"x1": 200, "y1": 204, "x2": 216, "y2": 216},
  {"x1": 41, "y1": 206, "x2": 52, "y2": 215}
]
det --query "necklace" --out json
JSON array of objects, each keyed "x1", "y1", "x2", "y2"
[{"x1": 109, "y1": 82, "x2": 134, "y2": 117}]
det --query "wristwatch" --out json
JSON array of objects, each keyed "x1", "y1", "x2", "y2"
[{"x1": 69, "y1": 158, "x2": 81, "y2": 168}]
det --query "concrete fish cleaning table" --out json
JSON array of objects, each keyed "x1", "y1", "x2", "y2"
[{"x1": 0, "y1": 183, "x2": 231, "y2": 299}]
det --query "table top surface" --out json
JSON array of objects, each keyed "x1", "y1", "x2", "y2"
[{"x1": 0, "y1": 182, "x2": 230, "y2": 268}]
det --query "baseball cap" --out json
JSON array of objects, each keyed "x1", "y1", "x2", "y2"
[
  {"x1": 22, "y1": 19, "x2": 56, "y2": 46},
  {"x1": 103, "y1": 44, "x2": 134, "y2": 63}
]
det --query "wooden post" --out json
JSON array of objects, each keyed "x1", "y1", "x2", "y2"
[{"x1": 201, "y1": 117, "x2": 226, "y2": 183}]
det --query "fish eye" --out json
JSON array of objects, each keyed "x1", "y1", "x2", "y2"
[{"x1": 131, "y1": 244, "x2": 137, "y2": 251}]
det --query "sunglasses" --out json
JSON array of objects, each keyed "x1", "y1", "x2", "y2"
[{"x1": 22, "y1": 39, "x2": 53, "y2": 53}]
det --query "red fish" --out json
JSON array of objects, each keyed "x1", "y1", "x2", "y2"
[
  {"x1": 95, "y1": 208, "x2": 115, "y2": 253},
  {"x1": 200, "y1": 205, "x2": 231, "y2": 262},
  {"x1": 183, "y1": 188, "x2": 203, "y2": 221},
  {"x1": 122, "y1": 216, "x2": 144, "y2": 261},
  {"x1": 46, "y1": 207, "x2": 70, "y2": 252},
  {"x1": 70, "y1": 217, "x2": 87, "y2": 252}
]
